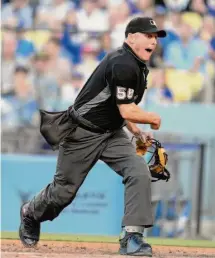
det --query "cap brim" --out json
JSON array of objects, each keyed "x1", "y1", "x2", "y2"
[{"x1": 142, "y1": 29, "x2": 167, "y2": 38}]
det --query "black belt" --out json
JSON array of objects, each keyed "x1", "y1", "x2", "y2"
[{"x1": 68, "y1": 106, "x2": 113, "y2": 134}]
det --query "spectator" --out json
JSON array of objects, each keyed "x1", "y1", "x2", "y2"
[
  {"x1": 208, "y1": 18, "x2": 215, "y2": 92},
  {"x1": 148, "y1": 45, "x2": 165, "y2": 68},
  {"x1": 164, "y1": 11, "x2": 182, "y2": 35},
  {"x1": 177, "y1": 0, "x2": 215, "y2": 16},
  {"x1": 2, "y1": 0, "x2": 33, "y2": 29},
  {"x1": 64, "y1": 9, "x2": 79, "y2": 33},
  {"x1": 97, "y1": 0, "x2": 108, "y2": 10},
  {"x1": 109, "y1": 1, "x2": 130, "y2": 48},
  {"x1": 96, "y1": 32, "x2": 112, "y2": 61},
  {"x1": 31, "y1": 52, "x2": 60, "y2": 111},
  {"x1": 1, "y1": 0, "x2": 215, "y2": 154},
  {"x1": 109, "y1": 1, "x2": 130, "y2": 30},
  {"x1": 199, "y1": 15, "x2": 215, "y2": 42},
  {"x1": 76, "y1": 0, "x2": 109, "y2": 32},
  {"x1": 164, "y1": 20, "x2": 208, "y2": 73},
  {"x1": 48, "y1": 20, "x2": 64, "y2": 40},
  {"x1": 149, "y1": 6, "x2": 178, "y2": 68},
  {"x1": 14, "y1": 66, "x2": 38, "y2": 125},
  {"x1": 45, "y1": 14, "x2": 82, "y2": 66},
  {"x1": 154, "y1": 6, "x2": 180, "y2": 53},
  {"x1": 161, "y1": 0, "x2": 190, "y2": 12},
  {"x1": 145, "y1": 69, "x2": 173, "y2": 105},
  {"x1": 16, "y1": 28, "x2": 36, "y2": 59},
  {"x1": 2, "y1": 30, "x2": 34, "y2": 96},
  {"x1": 108, "y1": 0, "x2": 125, "y2": 6},
  {"x1": 135, "y1": 0, "x2": 154, "y2": 16},
  {"x1": 210, "y1": 37, "x2": 215, "y2": 61},
  {"x1": 14, "y1": 66, "x2": 32, "y2": 98},
  {"x1": 71, "y1": 0, "x2": 82, "y2": 9},
  {"x1": 76, "y1": 40, "x2": 100, "y2": 82},
  {"x1": 2, "y1": 32, "x2": 17, "y2": 96},
  {"x1": 60, "y1": 71, "x2": 84, "y2": 108},
  {"x1": 190, "y1": 0, "x2": 207, "y2": 14},
  {"x1": 1, "y1": 97, "x2": 18, "y2": 130},
  {"x1": 2, "y1": 66, "x2": 38, "y2": 128},
  {"x1": 207, "y1": 0, "x2": 215, "y2": 17},
  {"x1": 35, "y1": 0, "x2": 74, "y2": 29},
  {"x1": 43, "y1": 37, "x2": 72, "y2": 84},
  {"x1": 61, "y1": 15, "x2": 82, "y2": 65}
]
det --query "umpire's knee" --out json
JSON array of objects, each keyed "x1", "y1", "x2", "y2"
[
  {"x1": 51, "y1": 177, "x2": 80, "y2": 207},
  {"x1": 122, "y1": 155, "x2": 151, "y2": 184}
]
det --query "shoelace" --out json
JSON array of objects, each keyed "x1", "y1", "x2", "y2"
[
  {"x1": 23, "y1": 216, "x2": 39, "y2": 237},
  {"x1": 132, "y1": 233, "x2": 144, "y2": 246},
  {"x1": 133, "y1": 234, "x2": 152, "y2": 249}
]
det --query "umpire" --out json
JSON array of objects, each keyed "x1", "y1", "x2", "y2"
[{"x1": 19, "y1": 17, "x2": 166, "y2": 256}]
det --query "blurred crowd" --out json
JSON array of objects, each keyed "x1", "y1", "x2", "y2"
[{"x1": 1, "y1": 0, "x2": 215, "y2": 130}]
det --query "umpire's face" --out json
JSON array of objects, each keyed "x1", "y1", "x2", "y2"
[{"x1": 128, "y1": 32, "x2": 158, "y2": 61}]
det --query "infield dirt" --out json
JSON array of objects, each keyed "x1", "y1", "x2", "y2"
[{"x1": 1, "y1": 239, "x2": 215, "y2": 258}]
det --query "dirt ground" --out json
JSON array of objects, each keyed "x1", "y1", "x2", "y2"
[{"x1": 1, "y1": 240, "x2": 215, "y2": 258}]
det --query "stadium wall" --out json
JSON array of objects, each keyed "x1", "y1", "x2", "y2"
[{"x1": 2, "y1": 103, "x2": 215, "y2": 237}]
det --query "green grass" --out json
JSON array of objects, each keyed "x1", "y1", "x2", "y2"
[{"x1": 1, "y1": 231, "x2": 215, "y2": 248}]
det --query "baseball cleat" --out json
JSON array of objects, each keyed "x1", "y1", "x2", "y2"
[
  {"x1": 19, "y1": 202, "x2": 40, "y2": 248},
  {"x1": 119, "y1": 231, "x2": 152, "y2": 256}
]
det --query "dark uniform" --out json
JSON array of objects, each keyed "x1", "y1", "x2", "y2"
[
  {"x1": 20, "y1": 16, "x2": 167, "y2": 256},
  {"x1": 27, "y1": 42, "x2": 153, "y2": 228}
]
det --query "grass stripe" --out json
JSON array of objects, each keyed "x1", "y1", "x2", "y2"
[{"x1": 1, "y1": 232, "x2": 215, "y2": 248}]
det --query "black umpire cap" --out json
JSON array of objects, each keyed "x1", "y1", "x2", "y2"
[{"x1": 125, "y1": 17, "x2": 167, "y2": 38}]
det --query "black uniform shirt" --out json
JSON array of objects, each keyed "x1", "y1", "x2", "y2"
[{"x1": 74, "y1": 42, "x2": 149, "y2": 130}]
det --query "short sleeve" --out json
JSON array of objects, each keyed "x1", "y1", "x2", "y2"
[{"x1": 107, "y1": 63, "x2": 138, "y2": 104}]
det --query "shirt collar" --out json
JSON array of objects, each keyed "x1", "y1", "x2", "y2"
[{"x1": 123, "y1": 42, "x2": 148, "y2": 69}]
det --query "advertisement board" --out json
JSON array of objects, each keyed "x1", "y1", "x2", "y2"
[{"x1": 2, "y1": 154, "x2": 124, "y2": 235}]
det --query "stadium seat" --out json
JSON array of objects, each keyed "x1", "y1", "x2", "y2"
[{"x1": 165, "y1": 69, "x2": 204, "y2": 102}]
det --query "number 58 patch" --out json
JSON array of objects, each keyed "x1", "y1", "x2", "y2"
[{"x1": 116, "y1": 86, "x2": 134, "y2": 100}]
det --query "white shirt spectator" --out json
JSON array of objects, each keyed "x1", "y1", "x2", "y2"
[
  {"x1": 77, "y1": 9, "x2": 109, "y2": 32},
  {"x1": 36, "y1": 0, "x2": 74, "y2": 28},
  {"x1": 108, "y1": 0, "x2": 125, "y2": 6},
  {"x1": 2, "y1": 1, "x2": 33, "y2": 29},
  {"x1": 109, "y1": 2, "x2": 131, "y2": 48},
  {"x1": 163, "y1": 0, "x2": 190, "y2": 12},
  {"x1": 111, "y1": 21, "x2": 128, "y2": 48},
  {"x1": 61, "y1": 82, "x2": 80, "y2": 105}
]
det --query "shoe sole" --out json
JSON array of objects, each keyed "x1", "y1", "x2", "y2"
[
  {"x1": 19, "y1": 203, "x2": 38, "y2": 248},
  {"x1": 119, "y1": 247, "x2": 152, "y2": 257}
]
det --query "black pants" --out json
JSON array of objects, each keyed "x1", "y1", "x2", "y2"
[{"x1": 28, "y1": 127, "x2": 153, "y2": 227}]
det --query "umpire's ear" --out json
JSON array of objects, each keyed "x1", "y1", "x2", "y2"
[{"x1": 127, "y1": 33, "x2": 136, "y2": 45}]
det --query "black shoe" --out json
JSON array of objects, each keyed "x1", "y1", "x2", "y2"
[
  {"x1": 19, "y1": 202, "x2": 40, "y2": 247},
  {"x1": 119, "y1": 231, "x2": 152, "y2": 256}
]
